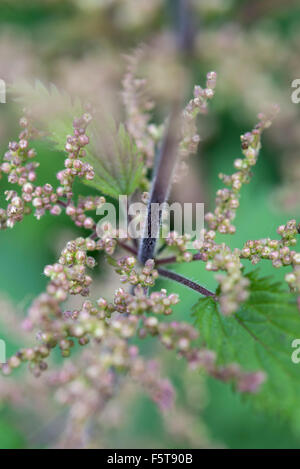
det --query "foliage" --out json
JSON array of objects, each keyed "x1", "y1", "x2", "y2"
[
  {"x1": 193, "y1": 271, "x2": 300, "y2": 427},
  {"x1": 0, "y1": 0, "x2": 300, "y2": 450},
  {"x1": 83, "y1": 121, "x2": 144, "y2": 199},
  {"x1": 10, "y1": 81, "x2": 144, "y2": 199}
]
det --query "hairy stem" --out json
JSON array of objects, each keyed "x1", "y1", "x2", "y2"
[
  {"x1": 138, "y1": 103, "x2": 181, "y2": 264},
  {"x1": 158, "y1": 267, "x2": 216, "y2": 299},
  {"x1": 138, "y1": 0, "x2": 196, "y2": 265}
]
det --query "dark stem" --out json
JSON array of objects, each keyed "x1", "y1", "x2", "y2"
[
  {"x1": 57, "y1": 199, "x2": 67, "y2": 208},
  {"x1": 138, "y1": 103, "x2": 181, "y2": 264},
  {"x1": 176, "y1": 0, "x2": 195, "y2": 54},
  {"x1": 138, "y1": 0, "x2": 196, "y2": 266},
  {"x1": 117, "y1": 240, "x2": 137, "y2": 256},
  {"x1": 156, "y1": 252, "x2": 203, "y2": 265},
  {"x1": 158, "y1": 267, "x2": 216, "y2": 299}
]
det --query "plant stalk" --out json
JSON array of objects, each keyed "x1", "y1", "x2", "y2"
[
  {"x1": 138, "y1": 103, "x2": 181, "y2": 264},
  {"x1": 158, "y1": 267, "x2": 216, "y2": 299}
]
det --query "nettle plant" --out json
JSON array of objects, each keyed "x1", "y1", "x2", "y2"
[{"x1": 0, "y1": 51, "x2": 300, "y2": 437}]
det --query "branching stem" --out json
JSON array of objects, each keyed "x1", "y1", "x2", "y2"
[
  {"x1": 158, "y1": 267, "x2": 217, "y2": 299},
  {"x1": 117, "y1": 241, "x2": 137, "y2": 256}
]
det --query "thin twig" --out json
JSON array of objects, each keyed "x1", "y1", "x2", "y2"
[
  {"x1": 89, "y1": 231, "x2": 137, "y2": 256},
  {"x1": 156, "y1": 252, "x2": 203, "y2": 265},
  {"x1": 158, "y1": 267, "x2": 216, "y2": 299},
  {"x1": 57, "y1": 199, "x2": 67, "y2": 208},
  {"x1": 155, "y1": 255, "x2": 177, "y2": 266},
  {"x1": 117, "y1": 240, "x2": 137, "y2": 256}
]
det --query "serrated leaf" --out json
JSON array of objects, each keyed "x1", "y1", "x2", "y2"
[
  {"x1": 193, "y1": 271, "x2": 300, "y2": 428},
  {"x1": 83, "y1": 119, "x2": 143, "y2": 199},
  {"x1": 11, "y1": 80, "x2": 84, "y2": 149},
  {"x1": 10, "y1": 81, "x2": 143, "y2": 199},
  {"x1": 48, "y1": 97, "x2": 84, "y2": 152}
]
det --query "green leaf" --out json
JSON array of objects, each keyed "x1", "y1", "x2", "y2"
[
  {"x1": 10, "y1": 81, "x2": 143, "y2": 199},
  {"x1": 193, "y1": 271, "x2": 300, "y2": 428},
  {"x1": 10, "y1": 80, "x2": 84, "y2": 153},
  {"x1": 83, "y1": 120, "x2": 143, "y2": 199}
]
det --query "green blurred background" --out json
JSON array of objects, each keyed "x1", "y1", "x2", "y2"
[{"x1": 0, "y1": 0, "x2": 300, "y2": 449}]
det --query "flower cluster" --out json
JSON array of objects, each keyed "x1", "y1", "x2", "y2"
[
  {"x1": 122, "y1": 48, "x2": 162, "y2": 168},
  {"x1": 0, "y1": 113, "x2": 39, "y2": 228},
  {"x1": 114, "y1": 256, "x2": 159, "y2": 287},
  {"x1": 205, "y1": 108, "x2": 279, "y2": 234},
  {"x1": 277, "y1": 219, "x2": 299, "y2": 247},
  {"x1": 192, "y1": 230, "x2": 248, "y2": 315},
  {"x1": 1, "y1": 59, "x2": 298, "y2": 450},
  {"x1": 174, "y1": 71, "x2": 217, "y2": 182},
  {"x1": 57, "y1": 113, "x2": 94, "y2": 198},
  {"x1": 44, "y1": 237, "x2": 99, "y2": 297},
  {"x1": 65, "y1": 195, "x2": 105, "y2": 229},
  {"x1": 114, "y1": 285, "x2": 179, "y2": 316},
  {"x1": 239, "y1": 220, "x2": 300, "y2": 296},
  {"x1": 47, "y1": 344, "x2": 174, "y2": 446},
  {"x1": 0, "y1": 110, "x2": 100, "y2": 230},
  {"x1": 139, "y1": 318, "x2": 265, "y2": 393},
  {"x1": 130, "y1": 357, "x2": 174, "y2": 412},
  {"x1": 164, "y1": 232, "x2": 193, "y2": 263}
]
